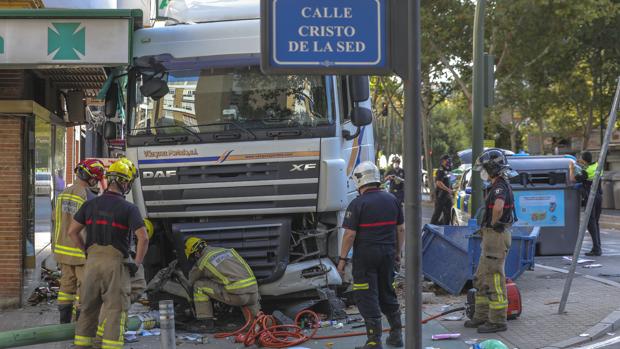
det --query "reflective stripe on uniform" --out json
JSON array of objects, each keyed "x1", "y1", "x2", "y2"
[
  {"x1": 494, "y1": 273, "x2": 505, "y2": 304},
  {"x1": 119, "y1": 312, "x2": 126, "y2": 341},
  {"x1": 74, "y1": 335, "x2": 93, "y2": 346},
  {"x1": 352, "y1": 283, "x2": 369, "y2": 291},
  {"x1": 195, "y1": 286, "x2": 214, "y2": 295},
  {"x1": 225, "y1": 277, "x2": 257, "y2": 291},
  {"x1": 200, "y1": 248, "x2": 231, "y2": 285},
  {"x1": 194, "y1": 294, "x2": 210, "y2": 302},
  {"x1": 53, "y1": 244, "x2": 86, "y2": 258},
  {"x1": 489, "y1": 300, "x2": 508, "y2": 310},
  {"x1": 475, "y1": 295, "x2": 489, "y2": 304},
  {"x1": 97, "y1": 318, "x2": 107, "y2": 338},
  {"x1": 102, "y1": 338, "x2": 124, "y2": 349},
  {"x1": 231, "y1": 249, "x2": 254, "y2": 277},
  {"x1": 57, "y1": 292, "x2": 76, "y2": 302}
]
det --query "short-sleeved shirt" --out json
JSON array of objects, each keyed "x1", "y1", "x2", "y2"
[
  {"x1": 74, "y1": 191, "x2": 144, "y2": 258},
  {"x1": 482, "y1": 177, "x2": 514, "y2": 227},
  {"x1": 342, "y1": 188, "x2": 404, "y2": 247},
  {"x1": 435, "y1": 168, "x2": 451, "y2": 200}
]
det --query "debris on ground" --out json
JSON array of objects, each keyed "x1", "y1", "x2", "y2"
[
  {"x1": 544, "y1": 299, "x2": 560, "y2": 305},
  {"x1": 563, "y1": 257, "x2": 596, "y2": 264},
  {"x1": 178, "y1": 333, "x2": 207, "y2": 344},
  {"x1": 583, "y1": 264, "x2": 603, "y2": 268},
  {"x1": 442, "y1": 314, "x2": 464, "y2": 321},
  {"x1": 27, "y1": 267, "x2": 60, "y2": 305},
  {"x1": 431, "y1": 333, "x2": 461, "y2": 340},
  {"x1": 475, "y1": 339, "x2": 509, "y2": 349}
]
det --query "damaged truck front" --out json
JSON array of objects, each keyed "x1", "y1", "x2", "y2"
[{"x1": 123, "y1": 4, "x2": 375, "y2": 308}]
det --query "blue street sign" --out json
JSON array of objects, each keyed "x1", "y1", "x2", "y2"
[{"x1": 261, "y1": 0, "x2": 389, "y2": 74}]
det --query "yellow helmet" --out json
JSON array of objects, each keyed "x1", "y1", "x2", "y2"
[
  {"x1": 144, "y1": 218, "x2": 154, "y2": 239},
  {"x1": 118, "y1": 157, "x2": 137, "y2": 177},
  {"x1": 106, "y1": 160, "x2": 134, "y2": 182},
  {"x1": 184, "y1": 237, "x2": 205, "y2": 258}
]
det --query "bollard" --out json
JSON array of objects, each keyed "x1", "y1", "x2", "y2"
[{"x1": 159, "y1": 300, "x2": 176, "y2": 349}]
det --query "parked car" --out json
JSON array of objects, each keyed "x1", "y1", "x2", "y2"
[{"x1": 35, "y1": 172, "x2": 51, "y2": 196}]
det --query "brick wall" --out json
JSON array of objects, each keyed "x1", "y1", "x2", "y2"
[{"x1": 0, "y1": 115, "x2": 23, "y2": 308}]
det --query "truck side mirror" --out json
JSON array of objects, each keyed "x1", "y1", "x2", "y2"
[
  {"x1": 141, "y1": 77, "x2": 169, "y2": 100},
  {"x1": 104, "y1": 83, "x2": 118, "y2": 118},
  {"x1": 103, "y1": 121, "x2": 117, "y2": 140},
  {"x1": 350, "y1": 107, "x2": 372, "y2": 127},
  {"x1": 349, "y1": 76, "x2": 370, "y2": 102}
]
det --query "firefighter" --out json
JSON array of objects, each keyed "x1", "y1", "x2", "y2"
[
  {"x1": 430, "y1": 154, "x2": 454, "y2": 225},
  {"x1": 53, "y1": 159, "x2": 105, "y2": 324},
  {"x1": 184, "y1": 237, "x2": 260, "y2": 332},
  {"x1": 385, "y1": 156, "x2": 405, "y2": 205},
  {"x1": 571, "y1": 151, "x2": 603, "y2": 256},
  {"x1": 337, "y1": 162, "x2": 405, "y2": 349},
  {"x1": 465, "y1": 149, "x2": 515, "y2": 333},
  {"x1": 68, "y1": 159, "x2": 149, "y2": 349}
]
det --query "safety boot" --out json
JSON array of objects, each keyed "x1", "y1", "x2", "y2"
[
  {"x1": 356, "y1": 317, "x2": 383, "y2": 349},
  {"x1": 185, "y1": 318, "x2": 216, "y2": 333},
  {"x1": 385, "y1": 311, "x2": 403, "y2": 347},
  {"x1": 463, "y1": 318, "x2": 486, "y2": 328},
  {"x1": 58, "y1": 304, "x2": 73, "y2": 324},
  {"x1": 477, "y1": 322, "x2": 507, "y2": 333}
]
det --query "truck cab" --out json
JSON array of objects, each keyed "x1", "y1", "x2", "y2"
[{"x1": 124, "y1": 3, "x2": 374, "y2": 300}]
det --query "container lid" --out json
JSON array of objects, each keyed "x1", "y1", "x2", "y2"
[{"x1": 508, "y1": 156, "x2": 573, "y2": 172}]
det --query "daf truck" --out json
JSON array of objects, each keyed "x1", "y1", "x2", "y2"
[{"x1": 123, "y1": 2, "x2": 375, "y2": 301}]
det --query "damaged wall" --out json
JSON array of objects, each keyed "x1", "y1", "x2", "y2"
[{"x1": 0, "y1": 115, "x2": 24, "y2": 308}]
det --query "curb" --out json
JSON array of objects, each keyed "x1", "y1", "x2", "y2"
[{"x1": 536, "y1": 264, "x2": 620, "y2": 348}]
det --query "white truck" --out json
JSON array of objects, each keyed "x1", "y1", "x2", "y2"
[{"x1": 122, "y1": 1, "x2": 375, "y2": 303}]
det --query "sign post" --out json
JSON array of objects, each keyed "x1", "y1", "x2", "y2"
[
  {"x1": 262, "y1": 1, "x2": 423, "y2": 348},
  {"x1": 261, "y1": 0, "x2": 389, "y2": 74}
]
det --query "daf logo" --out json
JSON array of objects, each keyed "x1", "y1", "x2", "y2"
[
  {"x1": 142, "y1": 170, "x2": 177, "y2": 179},
  {"x1": 290, "y1": 163, "x2": 317, "y2": 172}
]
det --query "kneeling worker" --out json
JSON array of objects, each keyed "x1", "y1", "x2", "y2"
[{"x1": 185, "y1": 237, "x2": 260, "y2": 332}]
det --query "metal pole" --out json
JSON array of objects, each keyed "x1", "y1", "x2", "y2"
[
  {"x1": 470, "y1": 0, "x2": 486, "y2": 218},
  {"x1": 558, "y1": 78, "x2": 620, "y2": 314},
  {"x1": 159, "y1": 300, "x2": 176, "y2": 349},
  {"x1": 404, "y1": 0, "x2": 422, "y2": 348}
]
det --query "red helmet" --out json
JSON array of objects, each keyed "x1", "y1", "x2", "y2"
[{"x1": 75, "y1": 159, "x2": 105, "y2": 182}]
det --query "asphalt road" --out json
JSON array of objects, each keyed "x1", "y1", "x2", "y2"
[{"x1": 537, "y1": 228, "x2": 620, "y2": 284}]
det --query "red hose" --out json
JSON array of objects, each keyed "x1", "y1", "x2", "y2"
[{"x1": 214, "y1": 306, "x2": 465, "y2": 348}]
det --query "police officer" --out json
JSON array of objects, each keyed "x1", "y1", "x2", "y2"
[
  {"x1": 337, "y1": 162, "x2": 405, "y2": 349},
  {"x1": 464, "y1": 149, "x2": 515, "y2": 333},
  {"x1": 430, "y1": 154, "x2": 454, "y2": 225},
  {"x1": 53, "y1": 159, "x2": 105, "y2": 323},
  {"x1": 571, "y1": 151, "x2": 603, "y2": 256},
  {"x1": 184, "y1": 237, "x2": 260, "y2": 332},
  {"x1": 385, "y1": 156, "x2": 405, "y2": 205},
  {"x1": 68, "y1": 159, "x2": 149, "y2": 349}
]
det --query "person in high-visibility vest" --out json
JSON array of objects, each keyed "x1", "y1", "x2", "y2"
[
  {"x1": 53, "y1": 159, "x2": 105, "y2": 323},
  {"x1": 184, "y1": 237, "x2": 260, "y2": 333},
  {"x1": 572, "y1": 151, "x2": 603, "y2": 256}
]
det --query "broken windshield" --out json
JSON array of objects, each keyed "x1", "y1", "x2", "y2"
[{"x1": 131, "y1": 66, "x2": 333, "y2": 136}]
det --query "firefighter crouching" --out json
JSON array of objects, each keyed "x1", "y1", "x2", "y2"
[
  {"x1": 337, "y1": 162, "x2": 406, "y2": 349},
  {"x1": 184, "y1": 237, "x2": 261, "y2": 333},
  {"x1": 54, "y1": 159, "x2": 105, "y2": 323},
  {"x1": 68, "y1": 159, "x2": 149, "y2": 349},
  {"x1": 465, "y1": 149, "x2": 515, "y2": 333}
]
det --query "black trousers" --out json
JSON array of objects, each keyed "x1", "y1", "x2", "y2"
[
  {"x1": 587, "y1": 195, "x2": 603, "y2": 253},
  {"x1": 352, "y1": 244, "x2": 400, "y2": 319},
  {"x1": 431, "y1": 196, "x2": 452, "y2": 225}
]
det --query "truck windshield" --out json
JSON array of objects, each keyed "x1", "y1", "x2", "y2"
[{"x1": 131, "y1": 66, "x2": 332, "y2": 136}]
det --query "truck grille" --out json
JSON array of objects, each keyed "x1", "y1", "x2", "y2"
[
  {"x1": 140, "y1": 161, "x2": 320, "y2": 218},
  {"x1": 172, "y1": 218, "x2": 291, "y2": 282}
]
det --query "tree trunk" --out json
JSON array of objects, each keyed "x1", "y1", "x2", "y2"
[{"x1": 537, "y1": 120, "x2": 545, "y2": 155}]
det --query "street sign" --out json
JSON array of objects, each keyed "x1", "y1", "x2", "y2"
[
  {"x1": 0, "y1": 19, "x2": 131, "y2": 66},
  {"x1": 261, "y1": 0, "x2": 390, "y2": 74}
]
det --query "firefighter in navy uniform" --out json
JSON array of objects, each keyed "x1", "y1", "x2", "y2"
[
  {"x1": 430, "y1": 154, "x2": 454, "y2": 225},
  {"x1": 385, "y1": 156, "x2": 405, "y2": 205},
  {"x1": 337, "y1": 162, "x2": 406, "y2": 349},
  {"x1": 68, "y1": 159, "x2": 149, "y2": 349},
  {"x1": 465, "y1": 149, "x2": 515, "y2": 333}
]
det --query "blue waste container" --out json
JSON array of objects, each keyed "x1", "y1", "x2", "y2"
[{"x1": 422, "y1": 223, "x2": 540, "y2": 295}]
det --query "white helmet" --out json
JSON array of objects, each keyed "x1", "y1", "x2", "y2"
[{"x1": 352, "y1": 161, "x2": 381, "y2": 189}]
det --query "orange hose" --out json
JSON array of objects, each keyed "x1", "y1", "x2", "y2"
[{"x1": 214, "y1": 306, "x2": 465, "y2": 347}]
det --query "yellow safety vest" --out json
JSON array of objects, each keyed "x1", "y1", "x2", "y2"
[
  {"x1": 53, "y1": 185, "x2": 88, "y2": 265},
  {"x1": 195, "y1": 246, "x2": 258, "y2": 294}
]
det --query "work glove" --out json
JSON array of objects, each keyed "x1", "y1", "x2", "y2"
[
  {"x1": 492, "y1": 223, "x2": 505, "y2": 233},
  {"x1": 125, "y1": 262, "x2": 139, "y2": 277}
]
